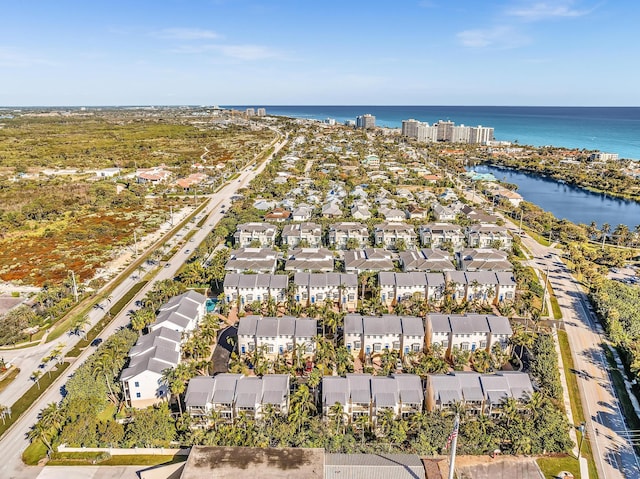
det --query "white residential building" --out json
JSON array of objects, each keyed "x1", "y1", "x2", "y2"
[
  {"x1": 284, "y1": 248, "x2": 335, "y2": 273},
  {"x1": 344, "y1": 248, "x2": 394, "y2": 274},
  {"x1": 234, "y1": 222, "x2": 278, "y2": 247},
  {"x1": 378, "y1": 272, "x2": 446, "y2": 307},
  {"x1": 149, "y1": 290, "x2": 207, "y2": 334},
  {"x1": 237, "y1": 315, "x2": 317, "y2": 359},
  {"x1": 374, "y1": 222, "x2": 417, "y2": 250},
  {"x1": 419, "y1": 223, "x2": 465, "y2": 249},
  {"x1": 281, "y1": 222, "x2": 323, "y2": 248},
  {"x1": 466, "y1": 224, "x2": 512, "y2": 250},
  {"x1": 225, "y1": 248, "x2": 280, "y2": 274},
  {"x1": 399, "y1": 248, "x2": 456, "y2": 272},
  {"x1": 293, "y1": 272, "x2": 358, "y2": 311},
  {"x1": 344, "y1": 314, "x2": 424, "y2": 358},
  {"x1": 223, "y1": 273, "x2": 288, "y2": 308},
  {"x1": 328, "y1": 222, "x2": 370, "y2": 249},
  {"x1": 425, "y1": 313, "x2": 512, "y2": 357}
]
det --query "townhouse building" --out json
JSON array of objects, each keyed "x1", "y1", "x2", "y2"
[
  {"x1": 374, "y1": 222, "x2": 417, "y2": 250},
  {"x1": 418, "y1": 223, "x2": 465, "y2": 249},
  {"x1": 293, "y1": 272, "x2": 358, "y2": 311},
  {"x1": 237, "y1": 315, "x2": 317, "y2": 359},
  {"x1": 378, "y1": 272, "x2": 446, "y2": 307},
  {"x1": 343, "y1": 248, "x2": 394, "y2": 274},
  {"x1": 457, "y1": 248, "x2": 513, "y2": 272},
  {"x1": 223, "y1": 273, "x2": 288, "y2": 308},
  {"x1": 343, "y1": 314, "x2": 425, "y2": 358},
  {"x1": 322, "y1": 374, "x2": 423, "y2": 426},
  {"x1": 328, "y1": 222, "x2": 369, "y2": 249},
  {"x1": 425, "y1": 371, "x2": 533, "y2": 416},
  {"x1": 445, "y1": 271, "x2": 516, "y2": 304},
  {"x1": 466, "y1": 224, "x2": 512, "y2": 250},
  {"x1": 425, "y1": 313, "x2": 512, "y2": 357},
  {"x1": 224, "y1": 248, "x2": 280, "y2": 274},
  {"x1": 149, "y1": 290, "x2": 207, "y2": 334},
  {"x1": 185, "y1": 374, "x2": 290, "y2": 426},
  {"x1": 121, "y1": 326, "x2": 182, "y2": 408},
  {"x1": 233, "y1": 222, "x2": 278, "y2": 247},
  {"x1": 399, "y1": 248, "x2": 456, "y2": 272},
  {"x1": 284, "y1": 248, "x2": 335, "y2": 273},
  {"x1": 281, "y1": 222, "x2": 323, "y2": 248}
]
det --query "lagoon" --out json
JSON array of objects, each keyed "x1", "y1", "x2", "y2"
[{"x1": 468, "y1": 164, "x2": 640, "y2": 228}]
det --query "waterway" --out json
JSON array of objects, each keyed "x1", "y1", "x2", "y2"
[{"x1": 468, "y1": 164, "x2": 640, "y2": 228}]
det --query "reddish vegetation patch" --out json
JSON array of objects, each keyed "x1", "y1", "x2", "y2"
[{"x1": 0, "y1": 213, "x2": 147, "y2": 286}]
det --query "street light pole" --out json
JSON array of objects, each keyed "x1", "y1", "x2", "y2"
[{"x1": 577, "y1": 422, "x2": 586, "y2": 459}]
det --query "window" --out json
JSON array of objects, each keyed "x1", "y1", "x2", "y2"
[
  {"x1": 267, "y1": 344, "x2": 274, "y2": 353},
  {"x1": 373, "y1": 343, "x2": 382, "y2": 352},
  {"x1": 305, "y1": 343, "x2": 314, "y2": 353},
  {"x1": 442, "y1": 340, "x2": 449, "y2": 348},
  {"x1": 348, "y1": 294, "x2": 355, "y2": 302},
  {"x1": 354, "y1": 340, "x2": 361, "y2": 349},
  {"x1": 136, "y1": 392, "x2": 141, "y2": 398},
  {"x1": 412, "y1": 343, "x2": 421, "y2": 352},
  {"x1": 287, "y1": 343, "x2": 293, "y2": 351},
  {"x1": 246, "y1": 294, "x2": 254, "y2": 302},
  {"x1": 134, "y1": 381, "x2": 139, "y2": 388},
  {"x1": 316, "y1": 293, "x2": 324, "y2": 301},
  {"x1": 392, "y1": 341, "x2": 400, "y2": 350},
  {"x1": 480, "y1": 340, "x2": 487, "y2": 348},
  {"x1": 461, "y1": 342, "x2": 470, "y2": 351},
  {"x1": 248, "y1": 343, "x2": 255, "y2": 352},
  {"x1": 302, "y1": 292, "x2": 308, "y2": 300}
]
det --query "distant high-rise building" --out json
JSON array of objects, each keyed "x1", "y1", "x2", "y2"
[
  {"x1": 344, "y1": 119, "x2": 356, "y2": 127},
  {"x1": 401, "y1": 119, "x2": 420, "y2": 137},
  {"x1": 356, "y1": 113, "x2": 376, "y2": 129},
  {"x1": 401, "y1": 118, "x2": 494, "y2": 145},
  {"x1": 246, "y1": 108, "x2": 255, "y2": 116},
  {"x1": 256, "y1": 108, "x2": 266, "y2": 116},
  {"x1": 435, "y1": 120, "x2": 455, "y2": 141}
]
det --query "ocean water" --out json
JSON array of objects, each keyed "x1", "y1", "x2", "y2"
[{"x1": 228, "y1": 105, "x2": 640, "y2": 160}]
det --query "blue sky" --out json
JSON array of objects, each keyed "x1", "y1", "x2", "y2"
[{"x1": 1, "y1": 0, "x2": 637, "y2": 106}]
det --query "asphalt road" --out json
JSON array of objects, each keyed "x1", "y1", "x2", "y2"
[
  {"x1": 509, "y1": 228, "x2": 640, "y2": 479},
  {"x1": 0, "y1": 132, "x2": 287, "y2": 479}
]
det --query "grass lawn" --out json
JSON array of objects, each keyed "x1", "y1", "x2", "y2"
[
  {"x1": 537, "y1": 455, "x2": 581, "y2": 479},
  {"x1": 22, "y1": 438, "x2": 48, "y2": 466},
  {"x1": 46, "y1": 453, "x2": 187, "y2": 466},
  {"x1": 557, "y1": 330, "x2": 598, "y2": 479},
  {"x1": 0, "y1": 367, "x2": 21, "y2": 393}
]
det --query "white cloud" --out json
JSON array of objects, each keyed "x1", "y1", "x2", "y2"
[
  {"x1": 457, "y1": 26, "x2": 530, "y2": 49},
  {"x1": 506, "y1": 1, "x2": 593, "y2": 21},
  {"x1": 154, "y1": 28, "x2": 221, "y2": 40}
]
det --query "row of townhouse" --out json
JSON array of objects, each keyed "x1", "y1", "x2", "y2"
[
  {"x1": 237, "y1": 315, "x2": 317, "y2": 358},
  {"x1": 121, "y1": 291, "x2": 207, "y2": 408},
  {"x1": 322, "y1": 374, "x2": 423, "y2": 426},
  {"x1": 232, "y1": 221, "x2": 512, "y2": 251},
  {"x1": 185, "y1": 374, "x2": 290, "y2": 426},
  {"x1": 425, "y1": 371, "x2": 533, "y2": 416},
  {"x1": 182, "y1": 370, "x2": 534, "y2": 428},
  {"x1": 223, "y1": 273, "x2": 288, "y2": 306},
  {"x1": 224, "y1": 247, "x2": 510, "y2": 277},
  {"x1": 378, "y1": 271, "x2": 516, "y2": 307},
  {"x1": 293, "y1": 272, "x2": 358, "y2": 310},
  {"x1": 425, "y1": 313, "x2": 512, "y2": 357},
  {"x1": 344, "y1": 314, "x2": 425, "y2": 358}
]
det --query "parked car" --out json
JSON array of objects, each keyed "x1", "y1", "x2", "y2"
[{"x1": 91, "y1": 338, "x2": 103, "y2": 347}]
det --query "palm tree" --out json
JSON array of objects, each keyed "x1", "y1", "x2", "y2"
[
  {"x1": 601, "y1": 223, "x2": 610, "y2": 250},
  {"x1": 329, "y1": 402, "x2": 348, "y2": 434},
  {"x1": 31, "y1": 370, "x2": 43, "y2": 389}
]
